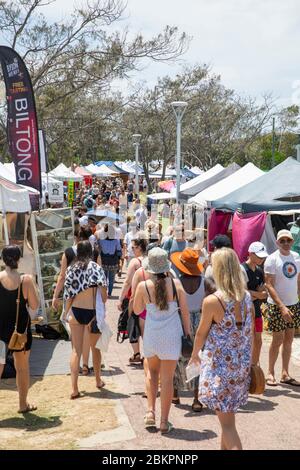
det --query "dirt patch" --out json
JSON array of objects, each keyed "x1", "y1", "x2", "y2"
[{"x1": 0, "y1": 375, "x2": 118, "y2": 450}]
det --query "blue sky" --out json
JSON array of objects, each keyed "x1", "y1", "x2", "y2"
[{"x1": 2, "y1": 0, "x2": 300, "y2": 107}]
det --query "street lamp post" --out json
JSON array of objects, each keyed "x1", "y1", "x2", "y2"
[
  {"x1": 132, "y1": 134, "x2": 141, "y2": 196},
  {"x1": 171, "y1": 101, "x2": 188, "y2": 205}
]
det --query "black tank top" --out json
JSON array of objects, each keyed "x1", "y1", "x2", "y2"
[{"x1": 0, "y1": 281, "x2": 30, "y2": 344}]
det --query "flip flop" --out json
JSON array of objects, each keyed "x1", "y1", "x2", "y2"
[
  {"x1": 18, "y1": 404, "x2": 37, "y2": 414},
  {"x1": 160, "y1": 421, "x2": 173, "y2": 434},
  {"x1": 172, "y1": 397, "x2": 180, "y2": 405},
  {"x1": 70, "y1": 392, "x2": 83, "y2": 400},
  {"x1": 144, "y1": 411, "x2": 156, "y2": 427},
  {"x1": 81, "y1": 364, "x2": 90, "y2": 376},
  {"x1": 191, "y1": 400, "x2": 203, "y2": 412},
  {"x1": 280, "y1": 378, "x2": 300, "y2": 386},
  {"x1": 266, "y1": 378, "x2": 277, "y2": 386},
  {"x1": 96, "y1": 381, "x2": 105, "y2": 389}
]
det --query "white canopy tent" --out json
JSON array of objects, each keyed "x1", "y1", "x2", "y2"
[
  {"x1": 0, "y1": 162, "x2": 41, "y2": 200},
  {"x1": 150, "y1": 168, "x2": 177, "y2": 178},
  {"x1": 115, "y1": 161, "x2": 134, "y2": 174},
  {"x1": 1, "y1": 163, "x2": 60, "y2": 203},
  {"x1": 0, "y1": 176, "x2": 31, "y2": 213},
  {"x1": 147, "y1": 192, "x2": 176, "y2": 201},
  {"x1": 180, "y1": 164, "x2": 224, "y2": 192},
  {"x1": 190, "y1": 166, "x2": 203, "y2": 175},
  {"x1": 49, "y1": 163, "x2": 83, "y2": 182},
  {"x1": 189, "y1": 163, "x2": 264, "y2": 206},
  {"x1": 0, "y1": 162, "x2": 16, "y2": 181},
  {"x1": 85, "y1": 163, "x2": 117, "y2": 176}
]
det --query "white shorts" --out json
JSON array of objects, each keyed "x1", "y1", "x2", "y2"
[{"x1": 0, "y1": 340, "x2": 6, "y2": 364}]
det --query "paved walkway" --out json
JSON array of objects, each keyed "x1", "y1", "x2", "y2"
[{"x1": 92, "y1": 274, "x2": 300, "y2": 450}]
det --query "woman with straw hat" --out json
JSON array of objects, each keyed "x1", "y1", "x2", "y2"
[
  {"x1": 170, "y1": 248, "x2": 205, "y2": 412},
  {"x1": 133, "y1": 247, "x2": 190, "y2": 434}
]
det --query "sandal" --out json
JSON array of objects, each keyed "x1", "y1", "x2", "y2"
[
  {"x1": 160, "y1": 421, "x2": 173, "y2": 434},
  {"x1": 70, "y1": 392, "x2": 83, "y2": 400},
  {"x1": 266, "y1": 376, "x2": 277, "y2": 387},
  {"x1": 172, "y1": 397, "x2": 180, "y2": 405},
  {"x1": 191, "y1": 399, "x2": 203, "y2": 412},
  {"x1": 129, "y1": 352, "x2": 142, "y2": 364},
  {"x1": 81, "y1": 364, "x2": 90, "y2": 376},
  {"x1": 96, "y1": 380, "x2": 105, "y2": 389},
  {"x1": 280, "y1": 377, "x2": 300, "y2": 386},
  {"x1": 18, "y1": 404, "x2": 37, "y2": 414},
  {"x1": 144, "y1": 410, "x2": 156, "y2": 427}
]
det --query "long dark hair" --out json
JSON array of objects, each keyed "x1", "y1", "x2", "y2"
[
  {"x1": 154, "y1": 273, "x2": 168, "y2": 310},
  {"x1": 75, "y1": 241, "x2": 93, "y2": 270},
  {"x1": 2, "y1": 245, "x2": 21, "y2": 269},
  {"x1": 132, "y1": 236, "x2": 148, "y2": 255}
]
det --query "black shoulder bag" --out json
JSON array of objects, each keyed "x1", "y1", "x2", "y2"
[{"x1": 170, "y1": 278, "x2": 193, "y2": 358}]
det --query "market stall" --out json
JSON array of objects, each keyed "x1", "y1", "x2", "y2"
[
  {"x1": 0, "y1": 175, "x2": 36, "y2": 275},
  {"x1": 209, "y1": 157, "x2": 300, "y2": 260},
  {"x1": 30, "y1": 208, "x2": 74, "y2": 320}
]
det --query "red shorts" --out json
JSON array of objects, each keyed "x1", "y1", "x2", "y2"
[{"x1": 255, "y1": 317, "x2": 263, "y2": 333}]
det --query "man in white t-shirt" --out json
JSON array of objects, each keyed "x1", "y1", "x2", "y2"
[
  {"x1": 124, "y1": 221, "x2": 138, "y2": 265},
  {"x1": 264, "y1": 229, "x2": 300, "y2": 387}
]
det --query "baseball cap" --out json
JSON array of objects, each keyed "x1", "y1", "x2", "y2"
[
  {"x1": 88, "y1": 215, "x2": 97, "y2": 224},
  {"x1": 79, "y1": 215, "x2": 88, "y2": 227},
  {"x1": 84, "y1": 197, "x2": 94, "y2": 209},
  {"x1": 276, "y1": 229, "x2": 294, "y2": 241},
  {"x1": 210, "y1": 234, "x2": 231, "y2": 249},
  {"x1": 248, "y1": 241, "x2": 268, "y2": 258}
]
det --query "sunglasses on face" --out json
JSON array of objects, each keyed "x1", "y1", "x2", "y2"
[{"x1": 279, "y1": 238, "x2": 293, "y2": 244}]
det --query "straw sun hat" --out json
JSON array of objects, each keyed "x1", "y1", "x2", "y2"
[{"x1": 170, "y1": 248, "x2": 203, "y2": 276}]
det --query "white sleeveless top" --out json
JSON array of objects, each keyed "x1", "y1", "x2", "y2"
[
  {"x1": 185, "y1": 279, "x2": 205, "y2": 313},
  {"x1": 143, "y1": 301, "x2": 183, "y2": 360}
]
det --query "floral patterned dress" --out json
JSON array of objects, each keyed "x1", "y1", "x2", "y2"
[{"x1": 198, "y1": 291, "x2": 253, "y2": 413}]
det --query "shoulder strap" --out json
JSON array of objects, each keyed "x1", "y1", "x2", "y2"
[
  {"x1": 213, "y1": 293, "x2": 226, "y2": 313},
  {"x1": 144, "y1": 281, "x2": 151, "y2": 303},
  {"x1": 170, "y1": 277, "x2": 179, "y2": 306},
  {"x1": 14, "y1": 281, "x2": 22, "y2": 332}
]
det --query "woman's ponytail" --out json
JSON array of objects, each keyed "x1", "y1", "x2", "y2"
[{"x1": 154, "y1": 273, "x2": 168, "y2": 310}]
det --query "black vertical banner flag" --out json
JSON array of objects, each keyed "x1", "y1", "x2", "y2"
[{"x1": 0, "y1": 46, "x2": 41, "y2": 195}]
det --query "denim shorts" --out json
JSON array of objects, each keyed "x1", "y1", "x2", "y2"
[{"x1": 189, "y1": 310, "x2": 201, "y2": 337}]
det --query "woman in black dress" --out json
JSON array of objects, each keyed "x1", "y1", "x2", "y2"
[{"x1": 0, "y1": 246, "x2": 39, "y2": 413}]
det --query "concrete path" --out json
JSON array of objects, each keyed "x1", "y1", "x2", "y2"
[
  {"x1": 91, "y1": 274, "x2": 300, "y2": 450},
  {"x1": 27, "y1": 273, "x2": 300, "y2": 450}
]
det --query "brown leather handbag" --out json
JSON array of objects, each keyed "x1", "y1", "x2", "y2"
[
  {"x1": 8, "y1": 283, "x2": 28, "y2": 351},
  {"x1": 249, "y1": 364, "x2": 265, "y2": 394}
]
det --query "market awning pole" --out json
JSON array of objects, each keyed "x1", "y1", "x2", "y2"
[{"x1": 0, "y1": 184, "x2": 9, "y2": 244}]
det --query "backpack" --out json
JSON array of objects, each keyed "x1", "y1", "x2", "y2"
[
  {"x1": 117, "y1": 298, "x2": 129, "y2": 343},
  {"x1": 127, "y1": 313, "x2": 141, "y2": 344}
]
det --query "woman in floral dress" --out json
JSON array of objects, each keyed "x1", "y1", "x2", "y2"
[{"x1": 189, "y1": 248, "x2": 254, "y2": 450}]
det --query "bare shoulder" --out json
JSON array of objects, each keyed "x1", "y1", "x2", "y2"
[
  {"x1": 173, "y1": 277, "x2": 183, "y2": 289},
  {"x1": 22, "y1": 274, "x2": 34, "y2": 285},
  {"x1": 203, "y1": 294, "x2": 218, "y2": 307}
]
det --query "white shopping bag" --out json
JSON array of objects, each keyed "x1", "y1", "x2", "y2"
[{"x1": 96, "y1": 320, "x2": 113, "y2": 352}]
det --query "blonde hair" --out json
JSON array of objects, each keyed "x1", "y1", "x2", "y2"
[{"x1": 211, "y1": 248, "x2": 246, "y2": 302}]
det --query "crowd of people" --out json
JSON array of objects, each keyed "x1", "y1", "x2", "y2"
[{"x1": 1, "y1": 175, "x2": 300, "y2": 451}]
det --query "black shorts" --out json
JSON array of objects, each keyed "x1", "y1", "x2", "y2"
[{"x1": 72, "y1": 307, "x2": 95, "y2": 325}]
